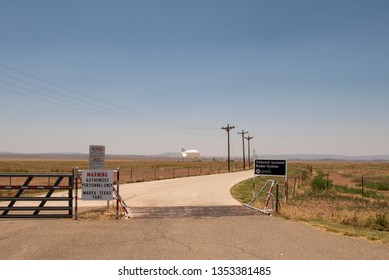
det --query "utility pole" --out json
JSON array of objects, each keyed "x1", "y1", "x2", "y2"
[
  {"x1": 238, "y1": 130, "x2": 248, "y2": 170},
  {"x1": 221, "y1": 124, "x2": 235, "y2": 172},
  {"x1": 245, "y1": 135, "x2": 254, "y2": 169}
]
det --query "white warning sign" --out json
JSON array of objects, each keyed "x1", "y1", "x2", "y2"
[
  {"x1": 89, "y1": 145, "x2": 105, "y2": 169},
  {"x1": 81, "y1": 170, "x2": 113, "y2": 200}
]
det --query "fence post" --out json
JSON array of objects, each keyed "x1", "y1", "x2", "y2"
[
  {"x1": 116, "y1": 168, "x2": 120, "y2": 220},
  {"x1": 293, "y1": 177, "x2": 297, "y2": 195},
  {"x1": 362, "y1": 174, "x2": 364, "y2": 197},
  {"x1": 68, "y1": 172, "x2": 73, "y2": 217},
  {"x1": 74, "y1": 168, "x2": 78, "y2": 221},
  {"x1": 326, "y1": 173, "x2": 329, "y2": 189},
  {"x1": 252, "y1": 177, "x2": 256, "y2": 198}
]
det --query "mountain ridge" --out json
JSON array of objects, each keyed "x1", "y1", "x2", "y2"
[{"x1": 1, "y1": 151, "x2": 389, "y2": 161}]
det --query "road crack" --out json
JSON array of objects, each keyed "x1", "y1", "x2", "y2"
[{"x1": 155, "y1": 225, "x2": 193, "y2": 253}]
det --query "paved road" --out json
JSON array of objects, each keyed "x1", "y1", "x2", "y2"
[
  {"x1": 76, "y1": 170, "x2": 253, "y2": 211},
  {"x1": 120, "y1": 170, "x2": 253, "y2": 207},
  {"x1": 1, "y1": 171, "x2": 389, "y2": 260},
  {"x1": 1, "y1": 216, "x2": 388, "y2": 259}
]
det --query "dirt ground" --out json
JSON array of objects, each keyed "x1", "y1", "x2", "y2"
[{"x1": 328, "y1": 173, "x2": 357, "y2": 188}]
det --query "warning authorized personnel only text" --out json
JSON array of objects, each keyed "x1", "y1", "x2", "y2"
[{"x1": 81, "y1": 170, "x2": 113, "y2": 200}]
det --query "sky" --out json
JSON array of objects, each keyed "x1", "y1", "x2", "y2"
[{"x1": 0, "y1": 0, "x2": 388, "y2": 157}]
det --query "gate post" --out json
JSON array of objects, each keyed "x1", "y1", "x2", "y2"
[
  {"x1": 276, "y1": 182, "x2": 279, "y2": 213},
  {"x1": 74, "y1": 168, "x2": 78, "y2": 221},
  {"x1": 116, "y1": 168, "x2": 120, "y2": 220}
]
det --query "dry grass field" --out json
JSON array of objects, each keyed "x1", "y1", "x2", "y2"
[
  {"x1": 0, "y1": 157, "x2": 244, "y2": 198},
  {"x1": 0, "y1": 157, "x2": 243, "y2": 183},
  {"x1": 232, "y1": 161, "x2": 389, "y2": 243}
]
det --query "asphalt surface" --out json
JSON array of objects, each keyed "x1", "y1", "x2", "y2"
[
  {"x1": 75, "y1": 170, "x2": 253, "y2": 211},
  {"x1": 1, "y1": 216, "x2": 388, "y2": 260},
  {"x1": 1, "y1": 170, "x2": 389, "y2": 259}
]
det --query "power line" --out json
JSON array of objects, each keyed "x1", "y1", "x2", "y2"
[
  {"x1": 0, "y1": 71, "x2": 157, "y2": 125},
  {"x1": 0, "y1": 86, "x2": 139, "y2": 123},
  {"x1": 0, "y1": 72, "x2": 210, "y2": 130},
  {"x1": 1, "y1": 85, "x2": 222, "y2": 139},
  {"x1": 0, "y1": 63, "x2": 163, "y2": 123},
  {"x1": 0, "y1": 63, "x2": 220, "y2": 134}
]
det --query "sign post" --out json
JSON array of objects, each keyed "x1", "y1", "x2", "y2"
[
  {"x1": 244, "y1": 159, "x2": 287, "y2": 215},
  {"x1": 77, "y1": 146, "x2": 128, "y2": 219}
]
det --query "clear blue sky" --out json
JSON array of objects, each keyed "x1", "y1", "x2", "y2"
[{"x1": 1, "y1": 0, "x2": 388, "y2": 157}]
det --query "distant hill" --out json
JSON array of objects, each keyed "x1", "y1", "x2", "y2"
[
  {"x1": 258, "y1": 154, "x2": 389, "y2": 161},
  {"x1": 156, "y1": 152, "x2": 181, "y2": 158},
  {"x1": 1, "y1": 152, "x2": 389, "y2": 161},
  {"x1": 0, "y1": 152, "x2": 88, "y2": 160}
]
